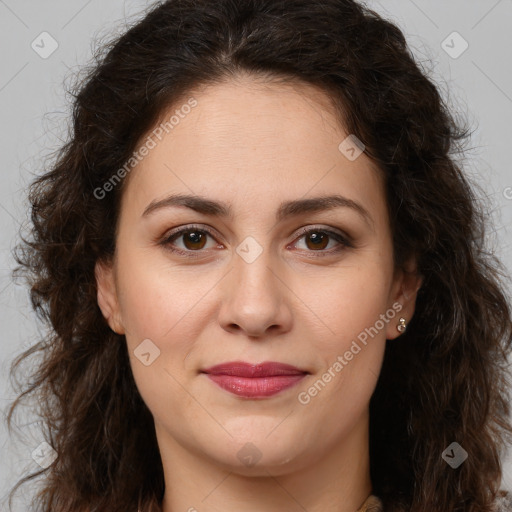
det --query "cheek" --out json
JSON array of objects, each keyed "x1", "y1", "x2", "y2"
[
  {"x1": 118, "y1": 263, "x2": 208, "y2": 417},
  {"x1": 303, "y1": 274, "x2": 389, "y2": 425},
  {"x1": 305, "y1": 261, "x2": 392, "y2": 407},
  {"x1": 303, "y1": 261, "x2": 393, "y2": 350},
  {"x1": 116, "y1": 248, "x2": 219, "y2": 343}
]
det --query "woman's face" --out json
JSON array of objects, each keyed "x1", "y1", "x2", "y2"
[{"x1": 96, "y1": 75, "x2": 421, "y2": 476}]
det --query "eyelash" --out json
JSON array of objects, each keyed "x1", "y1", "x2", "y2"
[{"x1": 159, "y1": 224, "x2": 353, "y2": 259}]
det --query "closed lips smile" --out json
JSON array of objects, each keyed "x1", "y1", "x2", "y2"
[{"x1": 201, "y1": 361, "x2": 309, "y2": 398}]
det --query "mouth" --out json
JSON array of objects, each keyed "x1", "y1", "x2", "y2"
[{"x1": 201, "y1": 361, "x2": 309, "y2": 398}]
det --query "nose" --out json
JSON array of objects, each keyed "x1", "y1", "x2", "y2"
[{"x1": 217, "y1": 250, "x2": 293, "y2": 339}]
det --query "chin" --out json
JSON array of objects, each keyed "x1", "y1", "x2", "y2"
[{"x1": 202, "y1": 433, "x2": 311, "y2": 476}]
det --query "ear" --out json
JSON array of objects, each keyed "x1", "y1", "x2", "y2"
[
  {"x1": 385, "y1": 256, "x2": 423, "y2": 341},
  {"x1": 94, "y1": 258, "x2": 125, "y2": 335}
]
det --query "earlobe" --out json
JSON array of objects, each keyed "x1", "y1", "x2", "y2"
[
  {"x1": 94, "y1": 259, "x2": 124, "y2": 335},
  {"x1": 386, "y1": 261, "x2": 423, "y2": 341}
]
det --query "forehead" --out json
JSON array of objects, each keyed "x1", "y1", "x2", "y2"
[{"x1": 120, "y1": 76, "x2": 386, "y2": 223}]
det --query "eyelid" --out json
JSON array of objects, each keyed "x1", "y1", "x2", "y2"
[
  {"x1": 291, "y1": 224, "x2": 352, "y2": 244},
  {"x1": 163, "y1": 223, "x2": 220, "y2": 241}
]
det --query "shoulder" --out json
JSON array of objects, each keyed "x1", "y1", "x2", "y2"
[{"x1": 493, "y1": 490, "x2": 512, "y2": 512}]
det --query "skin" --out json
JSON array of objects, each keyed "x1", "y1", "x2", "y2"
[{"x1": 95, "y1": 73, "x2": 423, "y2": 512}]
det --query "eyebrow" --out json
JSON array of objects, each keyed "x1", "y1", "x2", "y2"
[{"x1": 142, "y1": 193, "x2": 373, "y2": 229}]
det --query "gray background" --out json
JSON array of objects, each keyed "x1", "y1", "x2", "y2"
[{"x1": 0, "y1": 0, "x2": 511, "y2": 509}]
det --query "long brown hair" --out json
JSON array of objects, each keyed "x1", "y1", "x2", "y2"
[{"x1": 5, "y1": 1, "x2": 512, "y2": 511}]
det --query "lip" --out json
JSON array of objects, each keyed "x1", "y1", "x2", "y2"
[{"x1": 201, "y1": 361, "x2": 309, "y2": 398}]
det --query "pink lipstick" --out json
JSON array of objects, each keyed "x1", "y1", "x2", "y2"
[{"x1": 201, "y1": 361, "x2": 308, "y2": 398}]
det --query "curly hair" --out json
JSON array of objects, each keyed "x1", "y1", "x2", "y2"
[{"x1": 5, "y1": 0, "x2": 512, "y2": 511}]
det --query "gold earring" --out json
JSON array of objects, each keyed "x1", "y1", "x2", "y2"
[{"x1": 397, "y1": 317, "x2": 407, "y2": 333}]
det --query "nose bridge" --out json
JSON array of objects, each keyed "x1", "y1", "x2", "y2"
[
  {"x1": 231, "y1": 240, "x2": 281, "y2": 306},
  {"x1": 217, "y1": 238, "x2": 293, "y2": 337}
]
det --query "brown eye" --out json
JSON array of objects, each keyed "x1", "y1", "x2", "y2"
[
  {"x1": 304, "y1": 231, "x2": 329, "y2": 250},
  {"x1": 181, "y1": 230, "x2": 207, "y2": 250},
  {"x1": 293, "y1": 227, "x2": 352, "y2": 255},
  {"x1": 160, "y1": 225, "x2": 220, "y2": 255}
]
